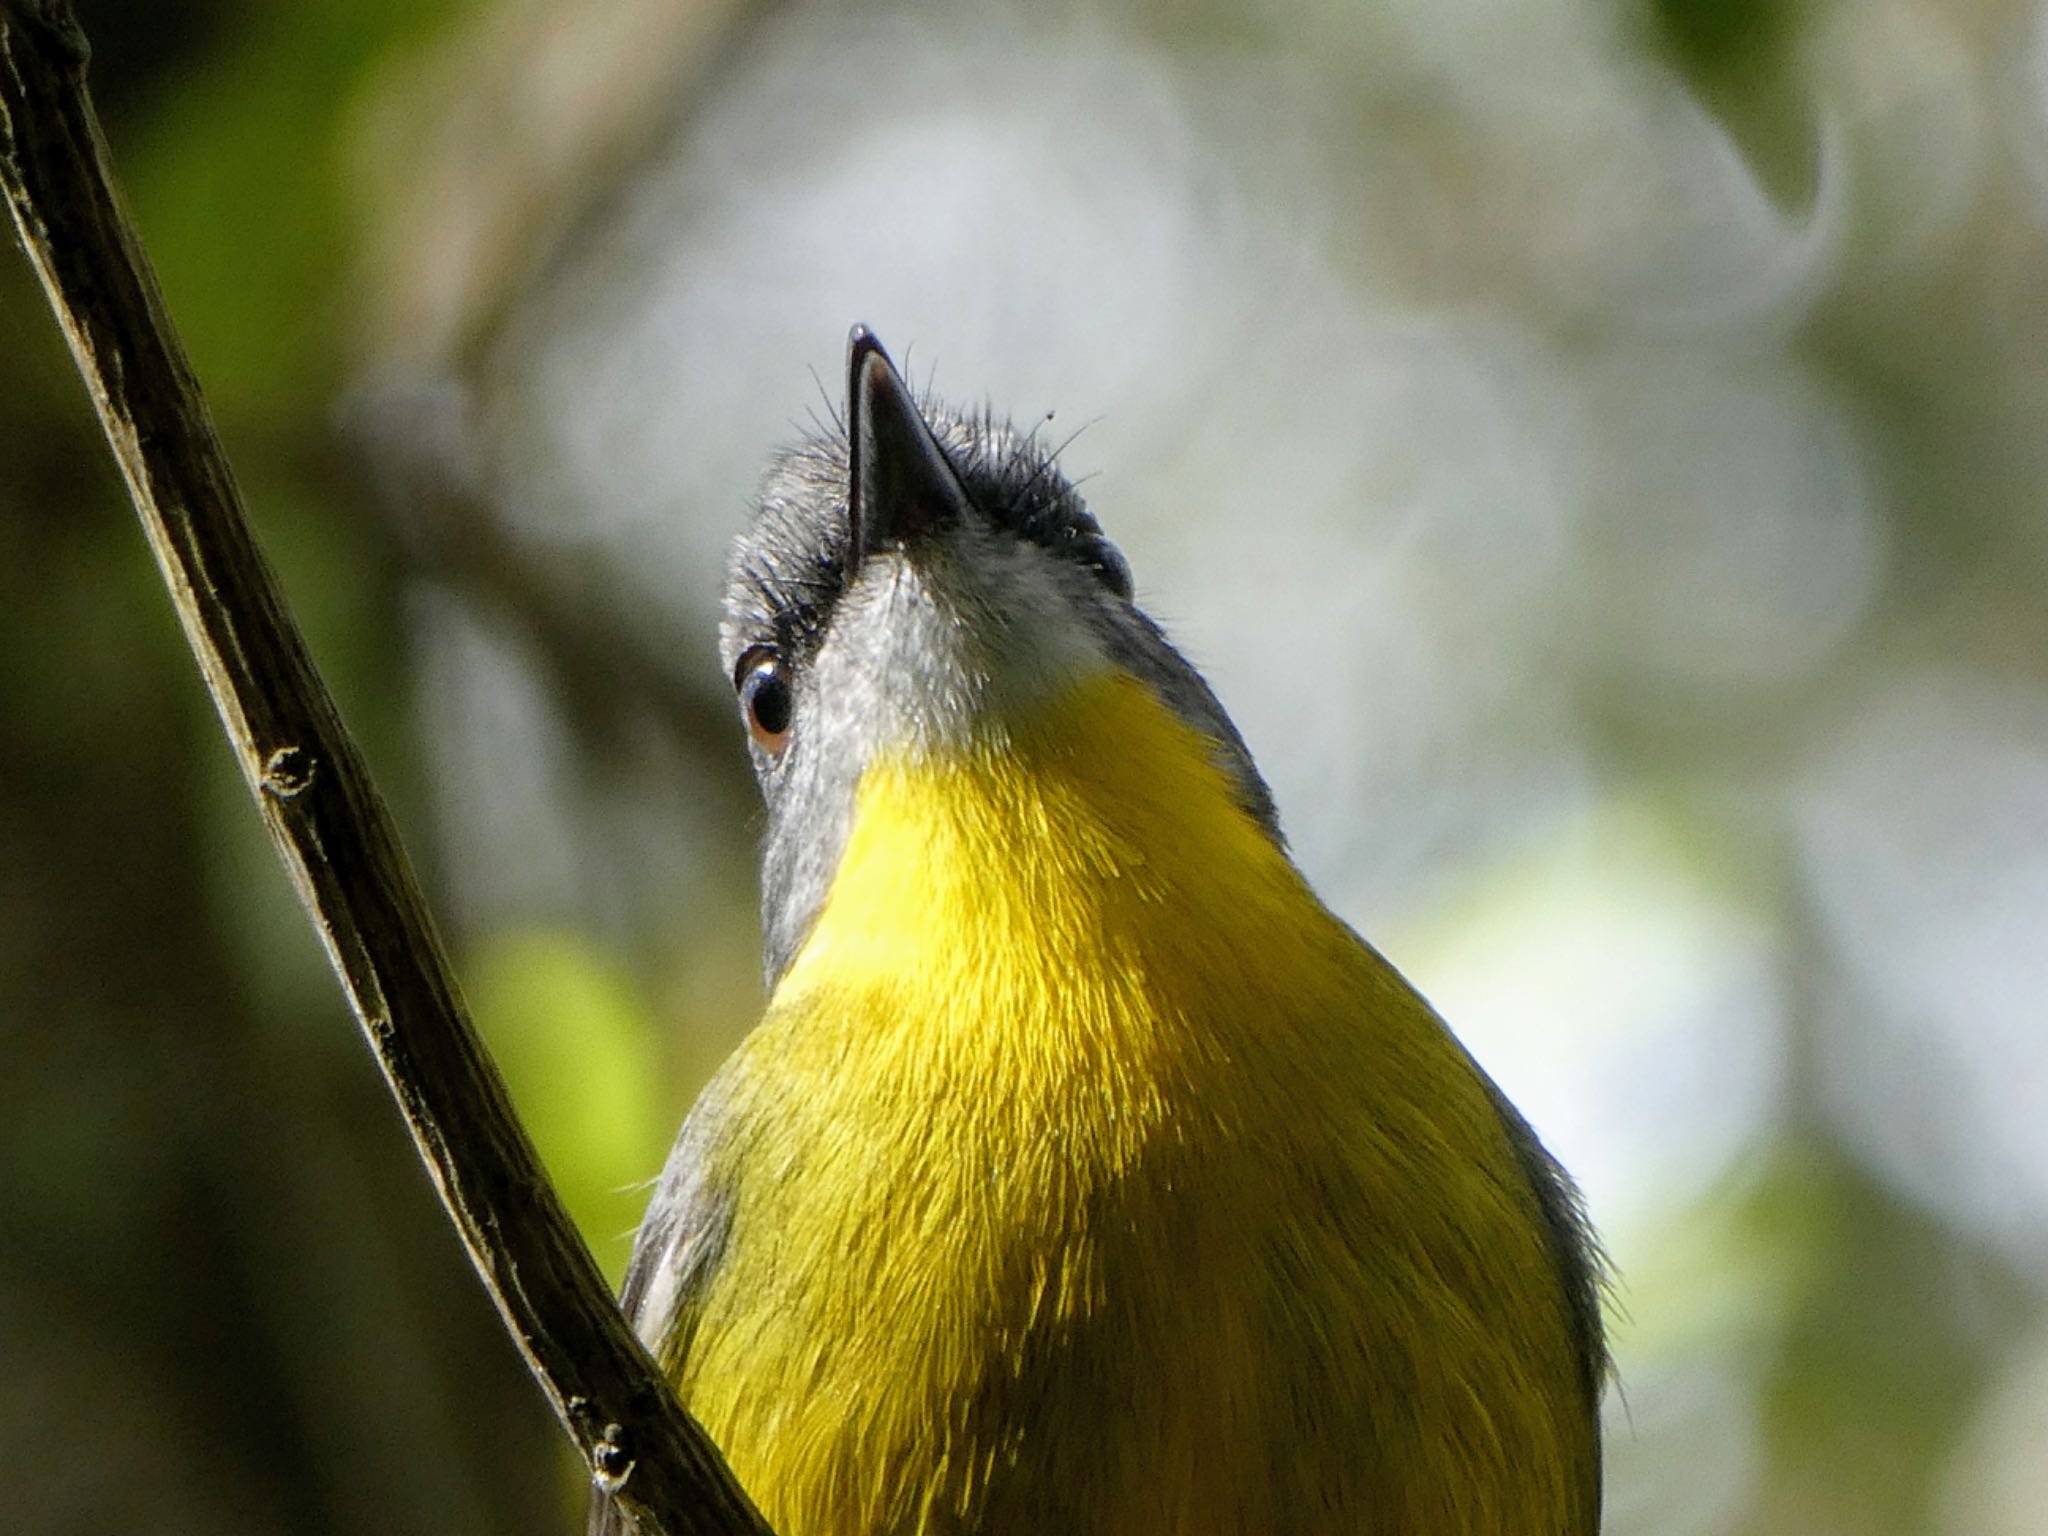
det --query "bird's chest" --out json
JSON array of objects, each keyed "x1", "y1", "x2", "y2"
[
  {"x1": 673, "y1": 978, "x2": 1286, "y2": 1536},
  {"x1": 655, "y1": 746, "x2": 1572, "y2": 1534}
]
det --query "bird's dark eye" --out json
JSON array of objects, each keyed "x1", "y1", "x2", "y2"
[{"x1": 734, "y1": 645, "x2": 793, "y2": 756}]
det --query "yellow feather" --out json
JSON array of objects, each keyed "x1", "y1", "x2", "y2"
[{"x1": 671, "y1": 668, "x2": 1595, "y2": 1535}]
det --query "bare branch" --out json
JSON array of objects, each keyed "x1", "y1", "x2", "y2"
[{"x1": 0, "y1": 6, "x2": 771, "y2": 1532}]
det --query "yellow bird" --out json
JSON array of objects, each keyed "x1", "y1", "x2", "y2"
[{"x1": 594, "y1": 329, "x2": 1605, "y2": 1536}]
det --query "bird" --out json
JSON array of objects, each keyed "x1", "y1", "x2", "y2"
[{"x1": 592, "y1": 328, "x2": 1606, "y2": 1536}]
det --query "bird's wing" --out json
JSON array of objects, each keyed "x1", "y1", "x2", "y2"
[
  {"x1": 620, "y1": 1086, "x2": 738, "y2": 1341},
  {"x1": 1480, "y1": 1074, "x2": 1609, "y2": 1532},
  {"x1": 587, "y1": 1077, "x2": 740, "y2": 1536}
]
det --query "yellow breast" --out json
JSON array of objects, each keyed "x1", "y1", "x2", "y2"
[{"x1": 669, "y1": 671, "x2": 1594, "y2": 1535}]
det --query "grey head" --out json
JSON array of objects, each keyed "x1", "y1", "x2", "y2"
[{"x1": 721, "y1": 328, "x2": 1279, "y2": 982}]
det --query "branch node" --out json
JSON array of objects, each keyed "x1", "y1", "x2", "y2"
[
  {"x1": 261, "y1": 743, "x2": 316, "y2": 798},
  {"x1": 594, "y1": 1422, "x2": 637, "y2": 1493}
]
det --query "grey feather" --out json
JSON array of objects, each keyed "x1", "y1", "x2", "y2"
[{"x1": 588, "y1": 1075, "x2": 740, "y2": 1536}]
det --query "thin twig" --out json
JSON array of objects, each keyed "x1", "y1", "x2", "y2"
[{"x1": 0, "y1": 7, "x2": 771, "y2": 1533}]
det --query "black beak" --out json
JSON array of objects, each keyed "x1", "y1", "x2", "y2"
[{"x1": 846, "y1": 326, "x2": 971, "y2": 562}]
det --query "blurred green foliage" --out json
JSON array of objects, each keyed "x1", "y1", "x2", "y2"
[
  {"x1": 1645, "y1": 0, "x2": 1795, "y2": 74},
  {"x1": 467, "y1": 928, "x2": 665, "y2": 1282}
]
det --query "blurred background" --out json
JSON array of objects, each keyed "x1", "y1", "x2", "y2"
[{"x1": 4, "y1": 0, "x2": 2047, "y2": 1530}]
